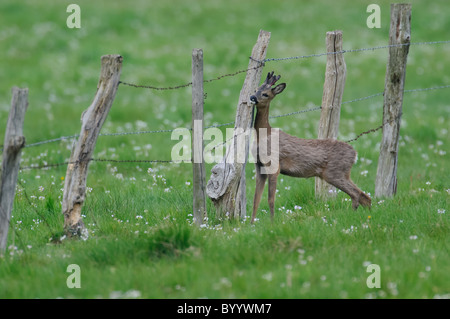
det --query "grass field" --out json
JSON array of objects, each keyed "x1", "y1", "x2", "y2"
[{"x1": 0, "y1": 0, "x2": 449, "y2": 299}]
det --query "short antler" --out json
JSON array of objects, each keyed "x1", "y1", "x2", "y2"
[
  {"x1": 263, "y1": 72, "x2": 273, "y2": 84},
  {"x1": 263, "y1": 72, "x2": 281, "y2": 86}
]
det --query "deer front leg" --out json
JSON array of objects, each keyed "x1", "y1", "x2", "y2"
[
  {"x1": 327, "y1": 177, "x2": 365, "y2": 210},
  {"x1": 267, "y1": 166, "x2": 280, "y2": 222},
  {"x1": 251, "y1": 164, "x2": 267, "y2": 224}
]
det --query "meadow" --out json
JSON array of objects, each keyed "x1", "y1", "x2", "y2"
[{"x1": 0, "y1": 0, "x2": 449, "y2": 299}]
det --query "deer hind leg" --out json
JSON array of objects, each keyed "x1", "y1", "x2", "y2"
[{"x1": 251, "y1": 165, "x2": 268, "y2": 224}]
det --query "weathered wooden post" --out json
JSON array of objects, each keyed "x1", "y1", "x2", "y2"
[
  {"x1": 375, "y1": 4, "x2": 411, "y2": 198},
  {"x1": 192, "y1": 48, "x2": 207, "y2": 225},
  {"x1": 206, "y1": 30, "x2": 270, "y2": 219},
  {"x1": 0, "y1": 87, "x2": 28, "y2": 253},
  {"x1": 62, "y1": 55, "x2": 122, "y2": 238},
  {"x1": 315, "y1": 30, "x2": 347, "y2": 199}
]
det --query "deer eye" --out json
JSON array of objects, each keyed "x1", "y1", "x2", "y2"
[{"x1": 262, "y1": 93, "x2": 269, "y2": 97}]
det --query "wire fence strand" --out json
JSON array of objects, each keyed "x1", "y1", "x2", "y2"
[
  {"x1": 3, "y1": 39, "x2": 449, "y2": 156},
  {"x1": 18, "y1": 82, "x2": 450, "y2": 151},
  {"x1": 19, "y1": 158, "x2": 184, "y2": 171},
  {"x1": 17, "y1": 80, "x2": 450, "y2": 171},
  {"x1": 117, "y1": 40, "x2": 450, "y2": 91},
  {"x1": 262, "y1": 40, "x2": 450, "y2": 62},
  {"x1": 118, "y1": 65, "x2": 263, "y2": 91}
]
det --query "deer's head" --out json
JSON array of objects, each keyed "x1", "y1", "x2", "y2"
[{"x1": 250, "y1": 71, "x2": 286, "y2": 107}]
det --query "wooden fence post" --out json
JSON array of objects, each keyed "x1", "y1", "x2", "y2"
[
  {"x1": 206, "y1": 29, "x2": 270, "y2": 219},
  {"x1": 192, "y1": 48, "x2": 207, "y2": 225},
  {"x1": 375, "y1": 4, "x2": 411, "y2": 198},
  {"x1": 0, "y1": 87, "x2": 28, "y2": 253},
  {"x1": 62, "y1": 55, "x2": 122, "y2": 238},
  {"x1": 315, "y1": 30, "x2": 347, "y2": 199}
]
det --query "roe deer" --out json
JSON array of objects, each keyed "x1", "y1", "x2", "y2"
[{"x1": 250, "y1": 72, "x2": 371, "y2": 223}]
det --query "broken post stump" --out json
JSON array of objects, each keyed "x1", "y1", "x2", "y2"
[{"x1": 62, "y1": 55, "x2": 122, "y2": 238}]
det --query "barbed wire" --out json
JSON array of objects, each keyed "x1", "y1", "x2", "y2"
[
  {"x1": 18, "y1": 80, "x2": 448, "y2": 170},
  {"x1": 12, "y1": 83, "x2": 444, "y2": 171},
  {"x1": 8, "y1": 83, "x2": 449, "y2": 152},
  {"x1": 404, "y1": 84, "x2": 450, "y2": 94},
  {"x1": 118, "y1": 81, "x2": 192, "y2": 91},
  {"x1": 19, "y1": 158, "x2": 185, "y2": 171},
  {"x1": 343, "y1": 84, "x2": 450, "y2": 143},
  {"x1": 14, "y1": 112, "x2": 399, "y2": 170},
  {"x1": 22, "y1": 122, "x2": 239, "y2": 150},
  {"x1": 345, "y1": 113, "x2": 404, "y2": 143},
  {"x1": 20, "y1": 106, "x2": 318, "y2": 150},
  {"x1": 25, "y1": 135, "x2": 79, "y2": 148},
  {"x1": 14, "y1": 115, "x2": 398, "y2": 171},
  {"x1": 262, "y1": 40, "x2": 450, "y2": 63},
  {"x1": 118, "y1": 65, "x2": 262, "y2": 91},
  {"x1": 341, "y1": 92, "x2": 384, "y2": 105},
  {"x1": 345, "y1": 122, "x2": 385, "y2": 143},
  {"x1": 118, "y1": 40, "x2": 450, "y2": 90}
]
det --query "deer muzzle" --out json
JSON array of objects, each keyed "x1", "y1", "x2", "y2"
[{"x1": 250, "y1": 95, "x2": 258, "y2": 104}]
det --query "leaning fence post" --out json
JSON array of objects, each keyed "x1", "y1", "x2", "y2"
[
  {"x1": 375, "y1": 4, "x2": 411, "y2": 198},
  {"x1": 62, "y1": 55, "x2": 122, "y2": 238},
  {"x1": 315, "y1": 30, "x2": 347, "y2": 199},
  {"x1": 0, "y1": 87, "x2": 28, "y2": 253},
  {"x1": 192, "y1": 48, "x2": 207, "y2": 225},
  {"x1": 206, "y1": 29, "x2": 270, "y2": 219}
]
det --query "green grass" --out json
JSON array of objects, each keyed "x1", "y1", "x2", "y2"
[{"x1": 0, "y1": 0, "x2": 449, "y2": 299}]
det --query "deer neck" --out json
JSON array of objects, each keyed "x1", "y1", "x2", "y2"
[{"x1": 254, "y1": 105, "x2": 272, "y2": 134}]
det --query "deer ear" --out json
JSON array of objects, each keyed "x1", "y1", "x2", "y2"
[{"x1": 272, "y1": 83, "x2": 286, "y2": 95}]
